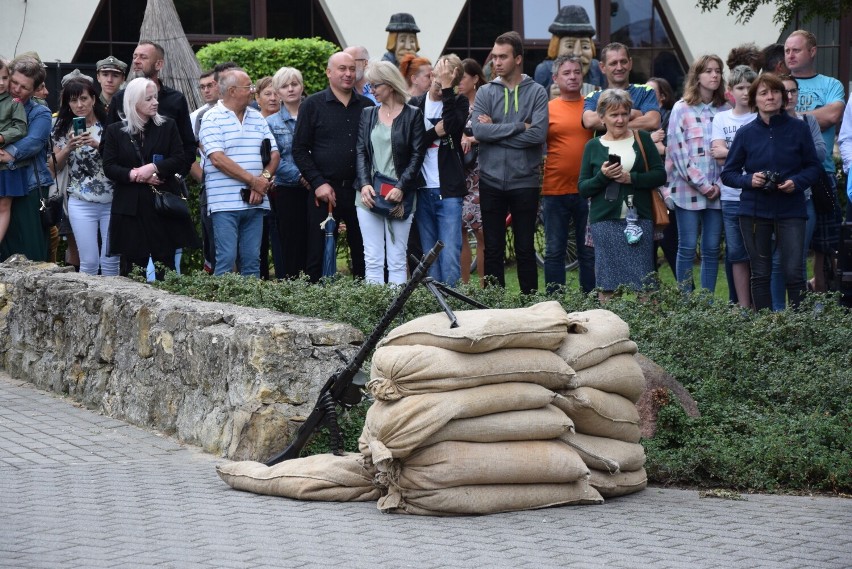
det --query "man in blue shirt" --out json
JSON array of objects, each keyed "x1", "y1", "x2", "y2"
[{"x1": 582, "y1": 42, "x2": 660, "y2": 133}]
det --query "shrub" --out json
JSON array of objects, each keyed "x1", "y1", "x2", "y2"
[
  {"x1": 153, "y1": 274, "x2": 852, "y2": 493},
  {"x1": 195, "y1": 37, "x2": 339, "y2": 95}
]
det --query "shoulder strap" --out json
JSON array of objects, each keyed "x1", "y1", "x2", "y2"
[{"x1": 633, "y1": 130, "x2": 650, "y2": 171}]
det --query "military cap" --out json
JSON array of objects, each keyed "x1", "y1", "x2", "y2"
[
  {"x1": 96, "y1": 56, "x2": 128, "y2": 74},
  {"x1": 61, "y1": 68, "x2": 94, "y2": 87}
]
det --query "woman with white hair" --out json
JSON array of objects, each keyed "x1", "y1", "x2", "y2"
[
  {"x1": 101, "y1": 77, "x2": 198, "y2": 278},
  {"x1": 266, "y1": 66, "x2": 309, "y2": 278},
  {"x1": 355, "y1": 60, "x2": 425, "y2": 284}
]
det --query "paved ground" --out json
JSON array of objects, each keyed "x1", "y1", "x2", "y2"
[{"x1": 1, "y1": 370, "x2": 849, "y2": 569}]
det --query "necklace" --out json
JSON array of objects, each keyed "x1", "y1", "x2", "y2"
[{"x1": 384, "y1": 104, "x2": 398, "y2": 119}]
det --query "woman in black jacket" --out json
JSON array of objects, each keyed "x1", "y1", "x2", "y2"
[
  {"x1": 409, "y1": 54, "x2": 469, "y2": 286},
  {"x1": 355, "y1": 61, "x2": 425, "y2": 284},
  {"x1": 101, "y1": 78, "x2": 198, "y2": 278}
]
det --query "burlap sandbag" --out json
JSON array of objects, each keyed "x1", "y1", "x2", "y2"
[
  {"x1": 553, "y1": 387, "x2": 642, "y2": 443},
  {"x1": 368, "y1": 345, "x2": 576, "y2": 400},
  {"x1": 560, "y1": 431, "x2": 646, "y2": 473},
  {"x1": 565, "y1": 353, "x2": 646, "y2": 403},
  {"x1": 556, "y1": 309, "x2": 638, "y2": 370},
  {"x1": 378, "y1": 480, "x2": 603, "y2": 516},
  {"x1": 421, "y1": 405, "x2": 573, "y2": 447},
  {"x1": 359, "y1": 383, "x2": 557, "y2": 469},
  {"x1": 386, "y1": 440, "x2": 589, "y2": 491},
  {"x1": 377, "y1": 301, "x2": 576, "y2": 354},
  {"x1": 589, "y1": 468, "x2": 648, "y2": 498},
  {"x1": 215, "y1": 453, "x2": 380, "y2": 501}
]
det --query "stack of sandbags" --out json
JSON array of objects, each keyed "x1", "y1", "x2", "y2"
[
  {"x1": 553, "y1": 309, "x2": 648, "y2": 498},
  {"x1": 361, "y1": 302, "x2": 604, "y2": 515}
]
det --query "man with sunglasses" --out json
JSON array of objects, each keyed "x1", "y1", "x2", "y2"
[{"x1": 199, "y1": 68, "x2": 279, "y2": 277}]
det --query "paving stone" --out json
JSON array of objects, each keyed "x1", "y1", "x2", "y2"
[{"x1": 1, "y1": 370, "x2": 850, "y2": 569}]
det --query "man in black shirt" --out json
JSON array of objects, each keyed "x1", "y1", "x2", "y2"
[
  {"x1": 293, "y1": 51, "x2": 374, "y2": 281},
  {"x1": 106, "y1": 41, "x2": 196, "y2": 175}
]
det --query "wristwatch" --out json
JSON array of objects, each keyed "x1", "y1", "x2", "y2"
[{"x1": 261, "y1": 169, "x2": 272, "y2": 181}]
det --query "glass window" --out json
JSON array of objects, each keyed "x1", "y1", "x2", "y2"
[{"x1": 523, "y1": 0, "x2": 597, "y2": 41}]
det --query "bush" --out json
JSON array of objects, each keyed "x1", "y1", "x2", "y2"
[
  {"x1": 196, "y1": 37, "x2": 339, "y2": 95},
  {"x1": 153, "y1": 274, "x2": 852, "y2": 493}
]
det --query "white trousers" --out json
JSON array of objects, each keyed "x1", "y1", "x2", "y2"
[
  {"x1": 356, "y1": 206, "x2": 413, "y2": 285},
  {"x1": 67, "y1": 196, "x2": 119, "y2": 276}
]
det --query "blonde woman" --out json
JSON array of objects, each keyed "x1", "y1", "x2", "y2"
[{"x1": 354, "y1": 61, "x2": 425, "y2": 284}]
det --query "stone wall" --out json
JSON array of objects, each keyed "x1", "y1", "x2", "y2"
[{"x1": 0, "y1": 257, "x2": 363, "y2": 461}]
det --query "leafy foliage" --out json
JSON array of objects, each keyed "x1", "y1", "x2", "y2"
[
  {"x1": 154, "y1": 274, "x2": 852, "y2": 493},
  {"x1": 195, "y1": 37, "x2": 339, "y2": 95},
  {"x1": 695, "y1": 0, "x2": 852, "y2": 25}
]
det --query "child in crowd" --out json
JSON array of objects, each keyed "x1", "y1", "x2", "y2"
[
  {"x1": 710, "y1": 64, "x2": 757, "y2": 308},
  {"x1": 0, "y1": 58, "x2": 29, "y2": 245}
]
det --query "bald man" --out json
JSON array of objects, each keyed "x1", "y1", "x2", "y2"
[{"x1": 292, "y1": 52, "x2": 375, "y2": 281}]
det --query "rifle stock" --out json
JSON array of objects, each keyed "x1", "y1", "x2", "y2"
[{"x1": 265, "y1": 242, "x2": 444, "y2": 466}]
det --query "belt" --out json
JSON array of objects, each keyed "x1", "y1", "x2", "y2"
[{"x1": 327, "y1": 179, "x2": 353, "y2": 188}]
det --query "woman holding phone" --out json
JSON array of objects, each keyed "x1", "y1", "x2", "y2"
[
  {"x1": 101, "y1": 77, "x2": 198, "y2": 278},
  {"x1": 578, "y1": 89, "x2": 666, "y2": 301},
  {"x1": 52, "y1": 78, "x2": 118, "y2": 276}
]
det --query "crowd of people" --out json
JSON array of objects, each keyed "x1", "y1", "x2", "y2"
[{"x1": 0, "y1": 25, "x2": 849, "y2": 311}]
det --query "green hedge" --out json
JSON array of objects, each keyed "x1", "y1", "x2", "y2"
[
  {"x1": 196, "y1": 37, "x2": 339, "y2": 95},
  {"x1": 153, "y1": 273, "x2": 852, "y2": 494}
]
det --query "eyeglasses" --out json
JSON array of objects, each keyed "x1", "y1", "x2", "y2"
[
  {"x1": 785, "y1": 88, "x2": 798, "y2": 95},
  {"x1": 354, "y1": 58, "x2": 368, "y2": 63},
  {"x1": 234, "y1": 84, "x2": 256, "y2": 93},
  {"x1": 369, "y1": 83, "x2": 386, "y2": 92}
]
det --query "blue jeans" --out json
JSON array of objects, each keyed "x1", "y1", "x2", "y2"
[
  {"x1": 541, "y1": 194, "x2": 595, "y2": 294},
  {"x1": 722, "y1": 200, "x2": 747, "y2": 304},
  {"x1": 675, "y1": 206, "x2": 722, "y2": 292},
  {"x1": 211, "y1": 208, "x2": 265, "y2": 277},
  {"x1": 770, "y1": 197, "x2": 815, "y2": 310},
  {"x1": 415, "y1": 188, "x2": 463, "y2": 286},
  {"x1": 740, "y1": 216, "x2": 806, "y2": 310}
]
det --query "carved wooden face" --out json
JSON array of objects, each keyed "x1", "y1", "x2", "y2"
[
  {"x1": 395, "y1": 33, "x2": 418, "y2": 61},
  {"x1": 558, "y1": 36, "x2": 594, "y2": 77}
]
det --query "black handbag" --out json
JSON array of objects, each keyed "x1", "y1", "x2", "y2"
[
  {"x1": 151, "y1": 183, "x2": 191, "y2": 219},
  {"x1": 371, "y1": 172, "x2": 414, "y2": 220},
  {"x1": 39, "y1": 190, "x2": 63, "y2": 228}
]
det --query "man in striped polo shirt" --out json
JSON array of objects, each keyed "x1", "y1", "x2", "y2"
[{"x1": 199, "y1": 67, "x2": 279, "y2": 277}]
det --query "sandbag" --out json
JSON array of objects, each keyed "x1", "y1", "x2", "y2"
[
  {"x1": 556, "y1": 309, "x2": 638, "y2": 370},
  {"x1": 589, "y1": 468, "x2": 648, "y2": 498},
  {"x1": 553, "y1": 387, "x2": 642, "y2": 443},
  {"x1": 378, "y1": 480, "x2": 603, "y2": 516},
  {"x1": 565, "y1": 353, "x2": 646, "y2": 403},
  {"x1": 368, "y1": 345, "x2": 576, "y2": 400},
  {"x1": 560, "y1": 431, "x2": 646, "y2": 473},
  {"x1": 377, "y1": 301, "x2": 575, "y2": 354},
  {"x1": 421, "y1": 405, "x2": 573, "y2": 446},
  {"x1": 215, "y1": 453, "x2": 380, "y2": 502},
  {"x1": 359, "y1": 383, "x2": 557, "y2": 469},
  {"x1": 387, "y1": 440, "x2": 589, "y2": 490}
]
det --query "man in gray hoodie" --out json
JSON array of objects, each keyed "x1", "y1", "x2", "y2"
[{"x1": 472, "y1": 31, "x2": 549, "y2": 294}]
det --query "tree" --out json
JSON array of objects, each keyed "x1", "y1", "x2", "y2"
[{"x1": 696, "y1": 0, "x2": 852, "y2": 26}]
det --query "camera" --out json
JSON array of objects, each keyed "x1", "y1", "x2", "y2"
[{"x1": 761, "y1": 170, "x2": 780, "y2": 192}]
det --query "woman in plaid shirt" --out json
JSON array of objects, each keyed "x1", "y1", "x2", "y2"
[{"x1": 664, "y1": 55, "x2": 730, "y2": 293}]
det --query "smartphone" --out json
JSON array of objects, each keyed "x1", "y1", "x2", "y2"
[
  {"x1": 608, "y1": 153, "x2": 621, "y2": 166},
  {"x1": 604, "y1": 181, "x2": 620, "y2": 202},
  {"x1": 72, "y1": 117, "x2": 86, "y2": 136},
  {"x1": 240, "y1": 187, "x2": 251, "y2": 203}
]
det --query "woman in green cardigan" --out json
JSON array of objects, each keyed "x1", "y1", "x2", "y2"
[{"x1": 578, "y1": 89, "x2": 666, "y2": 301}]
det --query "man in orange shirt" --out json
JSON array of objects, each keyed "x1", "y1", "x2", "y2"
[{"x1": 542, "y1": 55, "x2": 595, "y2": 293}]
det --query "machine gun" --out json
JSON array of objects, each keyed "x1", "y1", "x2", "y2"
[{"x1": 265, "y1": 241, "x2": 486, "y2": 466}]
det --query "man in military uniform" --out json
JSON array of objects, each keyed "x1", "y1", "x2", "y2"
[{"x1": 95, "y1": 55, "x2": 127, "y2": 115}]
